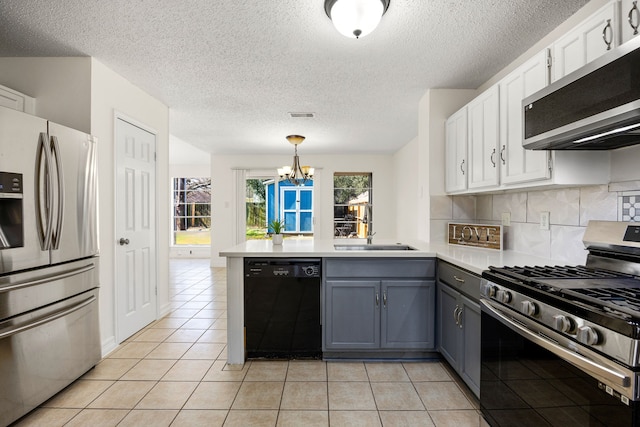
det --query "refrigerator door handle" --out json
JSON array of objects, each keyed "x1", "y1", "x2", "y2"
[
  {"x1": 0, "y1": 263, "x2": 95, "y2": 294},
  {"x1": 50, "y1": 135, "x2": 64, "y2": 250},
  {"x1": 35, "y1": 132, "x2": 54, "y2": 250},
  {"x1": 81, "y1": 136, "x2": 98, "y2": 253}
]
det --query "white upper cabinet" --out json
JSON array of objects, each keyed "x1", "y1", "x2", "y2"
[
  {"x1": 0, "y1": 84, "x2": 35, "y2": 114},
  {"x1": 499, "y1": 49, "x2": 551, "y2": 185},
  {"x1": 552, "y1": 1, "x2": 619, "y2": 82},
  {"x1": 443, "y1": 2, "x2": 621, "y2": 195},
  {"x1": 467, "y1": 85, "x2": 500, "y2": 189},
  {"x1": 621, "y1": 0, "x2": 640, "y2": 44},
  {"x1": 445, "y1": 108, "x2": 468, "y2": 193}
]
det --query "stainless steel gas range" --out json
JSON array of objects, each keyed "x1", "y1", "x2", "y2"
[{"x1": 480, "y1": 221, "x2": 640, "y2": 427}]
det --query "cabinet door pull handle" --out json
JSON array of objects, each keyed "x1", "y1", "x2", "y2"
[
  {"x1": 457, "y1": 309, "x2": 463, "y2": 329},
  {"x1": 453, "y1": 305, "x2": 460, "y2": 325},
  {"x1": 500, "y1": 145, "x2": 506, "y2": 165},
  {"x1": 383, "y1": 291, "x2": 387, "y2": 307},
  {"x1": 453, "y1": 275, "x2": 465, "y2": 283},
  {"x1": 630, "y1": 1, "x2": 639, "y2": 35},
  {"x1": 375, "y1": 292, "x2": 379, "y2": 307},
  {"x1": 490, "y1": 148, "x2": 496, "y2": 167},
  {"x1": 603, "y1": 19, "x2": 613, "y2": 50},
  {"x1": 460, "y1": 159, "x2": 465, "y2": 175}
]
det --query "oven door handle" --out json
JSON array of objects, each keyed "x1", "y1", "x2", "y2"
[{"x1": 481, "y1": 299, "x2": 631, "y2": 388}]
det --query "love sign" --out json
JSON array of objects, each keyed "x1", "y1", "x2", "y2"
[{"x1": 448, "y1": 223, "x2": 502, "y2": 250}]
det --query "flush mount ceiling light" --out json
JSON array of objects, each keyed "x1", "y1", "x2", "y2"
[
  {"x1": 324, "y1": 0, "x2": 390, "y2": 39},
  {"x1": 278, "y1": 135, "x2": 314, "y2": 185}
]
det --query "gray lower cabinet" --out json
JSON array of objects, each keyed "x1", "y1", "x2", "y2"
[
  {"x1": 325, "y1": 280, "x2": 380, "y2": 349},
  {"x1": 382, "y1": 280, "x2": 435, "y2": 349},
  {"x1": 324, "y1": 258, "x2": 436, "y2": 352},
  {"x1": 325, "y1": 279, "x2": 435, "y2": 350},
  {"x1": 437, "y1": 261, "x2": 481, "y2": 397}
]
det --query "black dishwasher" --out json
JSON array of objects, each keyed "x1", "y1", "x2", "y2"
[{"x1": 244, "y1": 258, "x2": 322, "y2": 359}]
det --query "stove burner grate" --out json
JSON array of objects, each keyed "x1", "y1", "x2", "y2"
[
  {"x1": 489, "y1": 265, "x2": 621, "y2": 282},
  {"x1": 568, "y1": 287, "x2": 640, "y2": 317}
]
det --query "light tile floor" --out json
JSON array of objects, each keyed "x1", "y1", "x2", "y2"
[{"x1": 14, "y1": 258, "x2": 489, "y2": 427}]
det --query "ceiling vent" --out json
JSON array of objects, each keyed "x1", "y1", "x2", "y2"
[{"x1": 288, "y1": 112, "x2": 315, "y2": 118}]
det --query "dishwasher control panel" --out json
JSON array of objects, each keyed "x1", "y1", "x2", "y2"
[{"x1": 244, "y1": 258, "x2": 321, "y2": 278}]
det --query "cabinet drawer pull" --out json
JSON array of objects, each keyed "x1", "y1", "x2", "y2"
[
  {"x1": 453, "y1": 275, "x2": 465, "y2": 283},
  {"x1": 630, "y1": 1, "x2": 639, "y2": 35},
  {"x1": 602, "y1": 19, "x2": 613, "y2": 50}
]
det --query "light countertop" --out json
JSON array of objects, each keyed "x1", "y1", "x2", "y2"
[
  {"x1": 220, "y1": 238, "x2": 561, "y2": 275},
  {"x1": 221, "y1": 238, "x2": 562, "y2": 366}
]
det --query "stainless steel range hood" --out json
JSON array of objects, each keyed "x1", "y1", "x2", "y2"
[{"x1": 523, "y1": 36, "x2": 640, "y2": 150}]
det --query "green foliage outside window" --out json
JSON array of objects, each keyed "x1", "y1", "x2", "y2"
[{"x1": 334, "y1": 173, "x2": 372, "y2": 238}]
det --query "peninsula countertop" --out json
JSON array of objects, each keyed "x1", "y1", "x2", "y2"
[
  {"x1": 220, "y1": 238, "x2": 555, "y2": 276},
  {"x1": 221, "y1": 238, "x2": 560, "y2": 367}
]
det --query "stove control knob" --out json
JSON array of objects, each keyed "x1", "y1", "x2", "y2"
[
  {"x1": 577, "y1": 326, "x2": 600, "y2": 346},
  {"x1": 496, "y1": 289, "x2": 512, "y2": 304},
  {"x1": 553, "y1": 315, "x2": 574, "y2": 333},
  {"x1": 481, "y1": 282, "x2": 498, "y2": 298},
  {"x1": 520, "y1": 300, "x2": 538, "y2": 316}
]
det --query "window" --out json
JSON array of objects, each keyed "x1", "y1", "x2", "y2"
[
  {"x1": 246, "y1": 178, "x2": 268, "y2": 240},
  {"x1": 333, "y1": 173, "x2": 372, "y2": 238},
  {"x1": 173, "y1": 177, "x2": 211, "y2": 245}
]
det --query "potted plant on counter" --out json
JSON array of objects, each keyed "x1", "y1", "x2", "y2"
[{"x1": 269, "y1": 219, "x2": 285, "y2": 245}]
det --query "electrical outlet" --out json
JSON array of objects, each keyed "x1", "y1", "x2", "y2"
[
  {"x1": 540, "y1": 211, "x2": 550, "y2": 230},
  {"x1": 501, "y1": 212, "x2": 511, "y2": 226}
]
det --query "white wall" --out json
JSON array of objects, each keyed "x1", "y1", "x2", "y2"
[
  {"x1": 393, "y1": 136, "x2": 419, "y2": 241},
  {"x1": 0, "y1": 57, "x2": 91, "y2": 133},
  {"x1": 91, "y1": 58, "x2": 170, "y2": 354},
  {"x1": 170, "y1": 163, "x2": 211, "y2": 177},
  {"x1": 611, "y1": 145, "x2": 640, "y2": 183},
  {"x1": 211, "y1": 153, "x2": 396, "y2": 266}
]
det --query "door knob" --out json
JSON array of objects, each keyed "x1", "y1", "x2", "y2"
[{"x1": 119, "y1": 238, "x2": 130, "y2": 246}]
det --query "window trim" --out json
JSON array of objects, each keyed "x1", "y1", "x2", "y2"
[
  {"x1": 333, "y1": 172, "x2": 372, "y2": 239},
  {"x1": 172, "y1": 177, "x2": 211, "y2": 246}
]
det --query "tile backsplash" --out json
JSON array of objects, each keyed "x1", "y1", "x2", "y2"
[
  {"x1": 620, "y1": 191, "x2": 640, "y2": 222},
  {"x1": 430, "y1": 183, "x2": 637, "y2": 265}
]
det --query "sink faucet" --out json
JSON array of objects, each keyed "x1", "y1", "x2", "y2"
[
  {"x1": 366, "y1": 231, "x2": 376, "y2": 245},
  {"x1": 365, "y1": 204, "x2": 375, "y2": 244}
]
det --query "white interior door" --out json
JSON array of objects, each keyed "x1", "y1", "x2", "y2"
[{"x1": 115, "y1": 117, "x2": 157, "y2": 342}]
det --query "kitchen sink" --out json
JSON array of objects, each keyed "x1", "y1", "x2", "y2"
[{"x1": 334, "y1": 244, "x2": 417, "y2": 251}]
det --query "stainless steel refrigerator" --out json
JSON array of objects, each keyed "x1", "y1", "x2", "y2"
[{"x1": 0, "y1": 106, "x2": 100, "y2": 425}]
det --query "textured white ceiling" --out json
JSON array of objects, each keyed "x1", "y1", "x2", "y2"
[{"x1": 0, "y1": 0, "x2": 590, "y2": 155}]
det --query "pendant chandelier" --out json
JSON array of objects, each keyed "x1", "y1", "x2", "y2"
[
  {"x1": 277, "y1": 135, "x2": 314, "y2": 185},
  {"x1": 324, "y1": 0, "x2": 390, "y2": 39}
]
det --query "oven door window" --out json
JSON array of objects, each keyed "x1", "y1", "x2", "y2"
[{"x1": 480, "y1": 310, "x2": 638, "y2": 427}]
